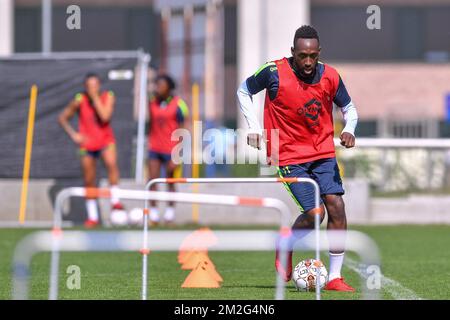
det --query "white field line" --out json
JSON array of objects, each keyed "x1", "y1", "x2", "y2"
[{"x1": 345, "y1": 257, "x2": 423, "y2": 300}]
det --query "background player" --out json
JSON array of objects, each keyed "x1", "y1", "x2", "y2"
[
  {"x1": 237, "y1": 25, "x2": 358, "y2": 291},
  {"x1": 58, "y1": 73, "x2": 124, "y2": 228},
  {"x1": 147, "y1": 74, "x2": 189, "y2": 225}
]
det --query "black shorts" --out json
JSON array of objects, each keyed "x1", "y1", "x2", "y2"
[
  {"x1": 79, "y1": 143, "x2": 115, "y2": 159},
  {"x1": 148, "y1": 150, "x2": 172, "y2": 164}
]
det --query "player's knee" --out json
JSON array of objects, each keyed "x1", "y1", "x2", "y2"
[
  {"x1": 304, "y1": 206, "x2": 325, "y2": 223},
  {"x1": 326, "y1": 196, "x2": 346, "y2": 222},
  {"x1": 105, "y1": 160, "x2": 117, "y2": 171},
  {"x1": 326, "y1": 195, "x2": 344, "y2": 210}
]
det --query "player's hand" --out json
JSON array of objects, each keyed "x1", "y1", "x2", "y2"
[
  {"x1": 71, "y1": 132, "x2": 86, "y2": 145},
  {"x1": 247, "y1": 133, "x2": 262, "y2": 150},
  {"x1": 340, "y1": 132, "x2": 355, "y2": 148}
]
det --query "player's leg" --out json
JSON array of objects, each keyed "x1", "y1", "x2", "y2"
[
  {"x1": 80, "y1": 150, "x2": 99, "y2": 227},
  {"x1": 322, "y1": 193, "x2": 354, "y2": 291},
  {"x1": 276, "y1": 164, "x2": 325, "y2": 281},
  {"x1": 291, "y1": 205, "x2": 326, "y2": 230},
  {"x1": 310, "y1": 157, "x2": 354, "y2": 291},
  {"x1": 323, "y1": 194, "x2": 347, "y2": 239},
  {"x1": 101, "y1": 143, "x2": 124, "y2": 210},
  {"x1": 101, "y1": 143, "x2": 119, "y2": 185},
  {"x1": 279, "y1": 164, "x2": 326, "y2": 229},
  {"x1": 148, "y1": 151, "x2": 162, "y2": 224},
  {"x1": 163, "y1": 156, "x2": 178, "y2": 224}
]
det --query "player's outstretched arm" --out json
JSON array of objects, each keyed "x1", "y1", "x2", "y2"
[{"x1": 58, "y1": 98, "x2": 84, "y2": 145}]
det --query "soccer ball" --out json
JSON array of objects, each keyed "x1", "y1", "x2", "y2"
[
  {"x1": 110, "y1": 209, "x2": 128, "y2": 226},
  {"x1": 292, "y1": 259, "x2": 328, "y2": 291},
  {"x1": 128, "y1": 207, "x2": 144, "y2": 226}
]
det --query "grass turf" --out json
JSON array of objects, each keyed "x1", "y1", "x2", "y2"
[{"x1": 1, "y1": 225, "x2": 449, "y2": 300}]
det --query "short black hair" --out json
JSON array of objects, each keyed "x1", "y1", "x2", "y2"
[
  {"x1": 155, "y1": 74, "x2": 176, "y2": 90},
  {"x1": 293, "y1": 25, "x2": 320, "y2": 47},
  {"x1": 84, "y1": 72, "x2": 100, "y2": 82}
]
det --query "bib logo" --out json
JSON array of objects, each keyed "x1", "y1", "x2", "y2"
[{"x1": 297, "y1": 98, "x2": 322, "y2": 128}]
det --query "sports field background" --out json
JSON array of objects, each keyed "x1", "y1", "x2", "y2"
[{"x1": 1, "y1": 224, "x2": 449, "y2": 300}]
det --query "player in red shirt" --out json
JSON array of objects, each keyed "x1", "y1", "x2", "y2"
[
  {"x1": 147, "y1": 75, "x2": 189, "y2": 225},
  {"x1": 237, "y1": 26, "x2": 358, "y2": 291},
  {"x1": 59, "y1": 73, "x2": 125, "y2": 228}
]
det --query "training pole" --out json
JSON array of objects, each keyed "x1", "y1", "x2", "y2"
[{"x1": 19, "y1": 85, "x2": 38, "y2": 225}]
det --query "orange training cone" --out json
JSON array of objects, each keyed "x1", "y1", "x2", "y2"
[
  {"x1": 178, "y1": 248, "x2": 208, "y2": 265},
  {"x1": 178, "y1": 250, "x2": 193, "y2": 264},
  {"x1": 181, "y1": 251, "x2": 214, "y2": 270},
  {"x1": 181, "y1": 262, "x2": 220, "y2": 288},
  {"x1": 200, "y1": 260, "x2": 223, "y2": 282}
]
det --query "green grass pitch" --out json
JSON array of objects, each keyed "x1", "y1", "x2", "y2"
[{"x1": 0, "y1": 225, "x2": 449, "y2": 300}]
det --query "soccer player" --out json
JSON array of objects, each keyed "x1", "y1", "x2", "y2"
[
  {"x1": 58, "y1": 73, "x2": 125, "y2": 228},
  {"x1": 147, "y1": 74, "x2": 189, "y2": 225},
  {"x1": 237, "y1": 25, "x2": 358, "y2": 291}
]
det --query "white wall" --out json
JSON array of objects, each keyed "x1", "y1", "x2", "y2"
[{"x1": 0, "y1": 0, "x2": 14, "y2": 56}]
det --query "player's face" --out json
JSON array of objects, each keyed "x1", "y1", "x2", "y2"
[
  {"x1": 291, "y1": 38, "x2": 321, "y2": 78},
  {"x1": 155, "y1": 79, "x2": 170, "y2": 99},
  {"x1": 84, "y1": 77, "x2": 101, "y2": 93}
]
